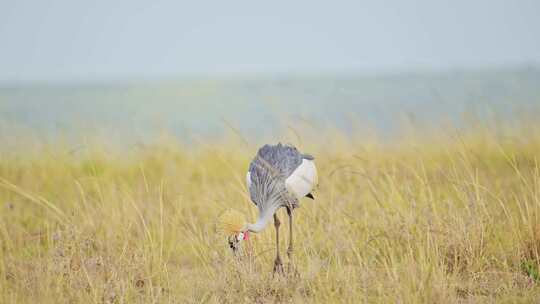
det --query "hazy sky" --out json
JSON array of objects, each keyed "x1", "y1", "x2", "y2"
[{"x1": 1, "y1": 0, "x2": 539, "y2": 83}]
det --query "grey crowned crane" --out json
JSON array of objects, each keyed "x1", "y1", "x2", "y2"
[{"x1": 220, "y1": 143, "x2": 318, "y2": 273}]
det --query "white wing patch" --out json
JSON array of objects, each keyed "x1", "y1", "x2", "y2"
[
  {"x1": 246, "y1": 171, "x2": 252, "y2": 190},
  {"x1": 285, "y1": 159, "x2": 318, "y2": 199}
]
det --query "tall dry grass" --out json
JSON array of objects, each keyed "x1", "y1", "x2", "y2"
[{"x1": 2, "y1": 124, "x2": 540, "y2": 303}]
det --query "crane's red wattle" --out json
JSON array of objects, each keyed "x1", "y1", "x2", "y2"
[{"x1": 243, "y1": 231, "x2": 249, "y2": 240}]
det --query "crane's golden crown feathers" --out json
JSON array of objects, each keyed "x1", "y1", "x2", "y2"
[{"x1": 218, "y1": 209, "x2": 246, "y2": 235}]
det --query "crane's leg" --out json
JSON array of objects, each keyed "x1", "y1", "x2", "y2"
[
  {"x1": 273, "y1": 213, "x2": 284, "y2": 275},
  {"x1": 286, "y1": 207, "x2": 293, "y2": 260},
  {"x1": 286, "y1": 207, "x2": 298, "y2": 276}
]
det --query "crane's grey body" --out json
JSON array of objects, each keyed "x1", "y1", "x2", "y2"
[
  {"x1": 245, "y1": 143, "x2": 314, "y2": 233},
  {"x1": 248, "y1": 143, "x2": 313, "y2": 185}
]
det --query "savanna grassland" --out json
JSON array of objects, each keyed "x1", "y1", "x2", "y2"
[{"x1": 2, "y1": 123, "x2": 540, "y2": 303}]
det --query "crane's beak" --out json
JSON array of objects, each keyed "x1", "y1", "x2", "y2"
[
  {"x1": 228, "y1": 235, "x2": 240, "y2": 254},
  {"x1": 228, "y1": 231, "x2": 249, "y2": 254}
]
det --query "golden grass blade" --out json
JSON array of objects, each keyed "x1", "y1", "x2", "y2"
[{"x1": 0, "y1": 177, "x2": 67, "y2": 223}]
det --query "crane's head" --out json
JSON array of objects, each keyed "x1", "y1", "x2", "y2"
[{"x1": 218, "y1": 209, "x2": 249, "y2": 253}]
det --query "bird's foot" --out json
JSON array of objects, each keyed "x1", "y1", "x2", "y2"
[
  {"x1": 273, "y1": 257, "x2": 284, "y2": 276},
  {"x1": 287, "y1": 261, "x2": 299, "y2": 278},
  {"x1": 285, "y1": 246, "x2": 299, "y2": 277}
]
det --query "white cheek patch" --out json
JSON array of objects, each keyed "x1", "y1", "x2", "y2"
[{"x1": 237, "y1": 232, "x2": 244, "y2": 242}]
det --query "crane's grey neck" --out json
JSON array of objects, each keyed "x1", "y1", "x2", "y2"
[{"x1": 245, "y1": 203, "x2": 281, "y2": 233}]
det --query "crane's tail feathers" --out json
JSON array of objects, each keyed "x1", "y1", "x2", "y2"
[{"x1": 217, "y1": 209, "x2": 246, "y2": 235}]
